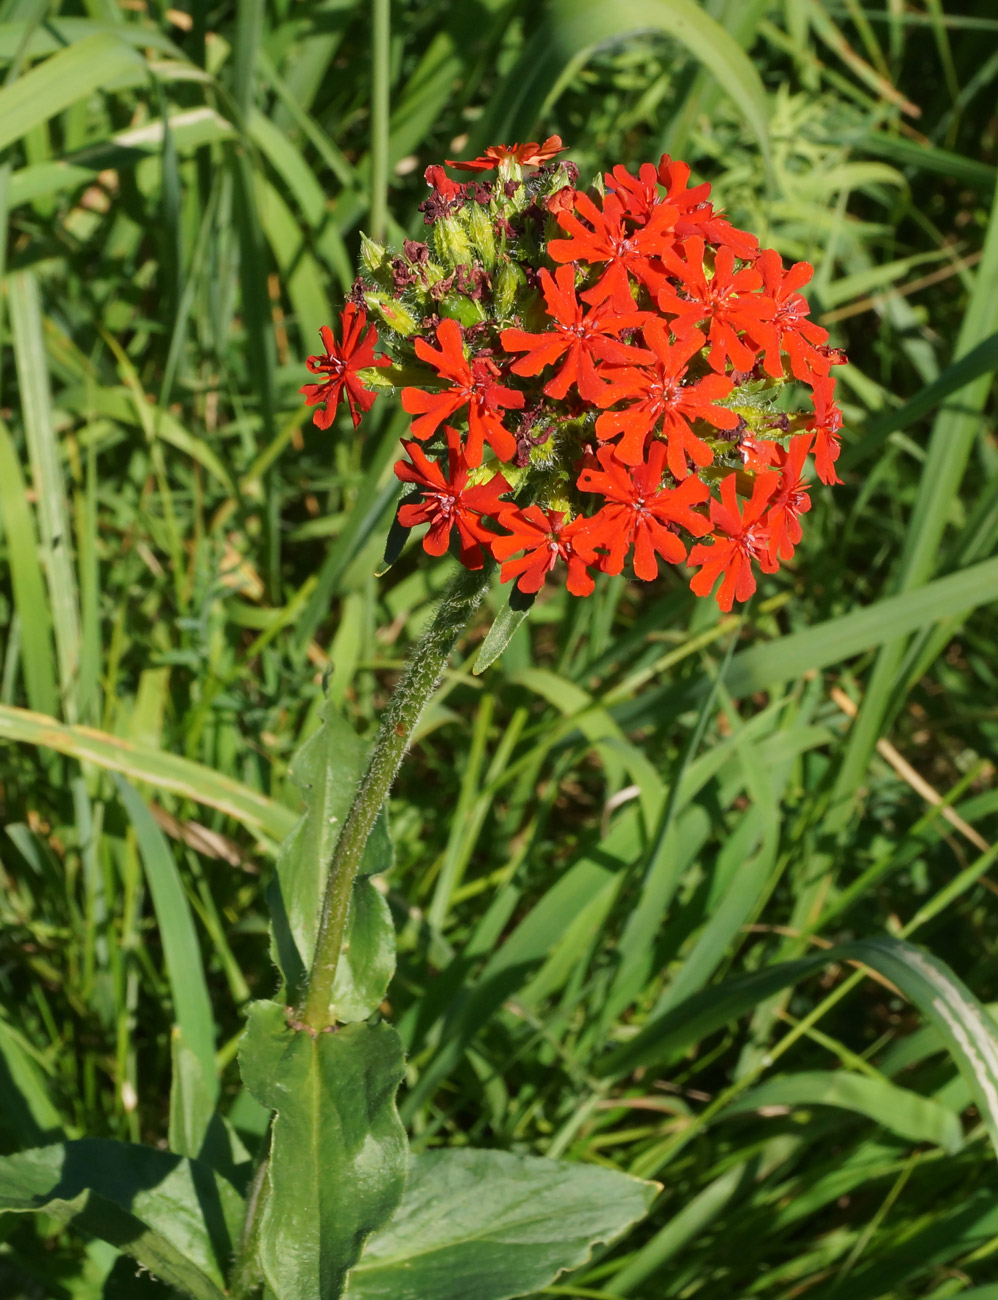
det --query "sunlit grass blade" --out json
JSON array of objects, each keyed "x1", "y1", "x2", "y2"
[
  {"x1": 8, "y1": 270, "x2": 82, "y2": 721},
  {"x1": 0, "y1": 703, "x2": 295, "y2": 841},
  {"x1": 0, "y1": 419, "x2": 58, "y2": 716},
  {"x1": 115, "y1": 776, "x2": 218, "y2": 1154},
  {"x1": 0, "y1": 32, "x2": 145, "y2": 153}
]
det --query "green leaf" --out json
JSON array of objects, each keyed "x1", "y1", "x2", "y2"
[
  {"x1": 0, "y1": 421, "x2": 58, "y2": 717},
  {"x1": 169, "y1": 1029, "x2": 220, "y2": 1166},
  {"x1": 0, "y1": 1139, "x2": 243, "y2": 1300},
  {"x1": 331, "y1": 877, "x2": 396, "y2": 1023},
  {"x1": 487, "y1": 0, "x2": 770, "y2": 169},
  {"x1": 0, "y1": 702, "x2": 295, "y2": 842},
  {"x1": 116, "y1": 775, "x2": 218, "y2": 1155},
  {"x1": 723, "y1": 1070, "x2": 964, "y2": 1153},
  {"x1": 595, "y1": 955, "x2": 827, "y2": 1078},
  {"x1": 268, "y1": 698, "x2": 394, "y2": 1008},
  {"x1": 597, "y1": 935, "x2": 998, "y2": 1159},
  {"x1": 8, "y1": 270, "x2": 82, "y2": 720},
  {"x1": 473, "y1": 592, "x2": 534, "y2": 675},
  {"x1": 239, "y1": 1001, "x2": 407, "y2": 1300},
  {"x1": 846, "y1": 937, "x2": 998, "y2": 1157},
  {"x1": 0, "y1": 1018, "x2": 62, "y2": 1145},
  {"x1": 0, "y1": 34, "x2": 146, "y2": 154},
  {"x1": 344, "y1": 1148, "x2": 658, "y2": 1300}
]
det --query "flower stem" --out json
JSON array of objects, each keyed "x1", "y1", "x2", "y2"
[{"x1": 298, "y1": 561, "x2": 493, "y2": 1030}]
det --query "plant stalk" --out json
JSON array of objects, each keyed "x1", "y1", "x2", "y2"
[{"x1": 298, "y1": 561, "x2": 493, "y2": 1029}]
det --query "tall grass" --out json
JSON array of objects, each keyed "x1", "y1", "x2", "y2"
[{"x1": 1, "y1": 1, "x2": 997, "y2": 1296}]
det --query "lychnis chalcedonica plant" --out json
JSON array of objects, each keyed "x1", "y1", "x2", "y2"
[{"x1": 5, "y1": 137, "x2": 998, "y2": 1300}]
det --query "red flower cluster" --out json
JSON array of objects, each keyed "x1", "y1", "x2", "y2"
[{"x1": 303, "y1": 140, "x2": 846, "y2": 611}]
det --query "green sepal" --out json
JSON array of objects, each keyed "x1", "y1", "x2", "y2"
[
  {"x1": 465, "y1": 203, "x2": 496, "y2": 269},
  {"x1": 364, "y1": 292, "x2": 419, "y2": 336},
  {"x1": 433, "y1": 214, "x2": 473, "y2": 268}
]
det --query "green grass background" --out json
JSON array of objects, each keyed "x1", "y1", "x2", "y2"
[{"x1": 1, "y1": 0, "x2": 998, "y2": 1296}]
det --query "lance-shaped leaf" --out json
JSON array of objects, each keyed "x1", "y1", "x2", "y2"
[
  {"x1": 239, "y1": 1001, "x2": 408, "y2": 1300},
  {"x1": 473, "y1": 587, "x2": 535, "y2": 675},
  {"x1": 268, "y1": 698, "x2": 395, "y2": 1020},
  {"x1": 343, "y1": 1147, "x2": 658, "y2": 1300},
  {"x1": 0, "y1": 1139, "x2": 244, "y2": 1300}
]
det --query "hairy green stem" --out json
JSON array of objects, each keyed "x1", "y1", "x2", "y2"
[{"x1": 298, "y1": 561, "x2": 493, "y2": 1029}]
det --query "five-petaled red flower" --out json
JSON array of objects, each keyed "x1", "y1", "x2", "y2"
[
  {"x1": 301, "y1": 305, "x2": 388, "y2": 429},
  {"x1": 394, "y1": 426, "x2": 510, "y2": 568},
  {"x1": 499, "y1": 265, "x2": 652, "y2": 403},
  {"x1": 808, "y1": 376, "x2": 844, "y2": 485},
  {"x1": 687, "y1": 473, "x2": 780, "y2": 611},
  {"x1": 446, "y1": 136, "x2": 566, "y2": 171},
  {"x1": 548, "y1": 192, "x2": 678, "y2": 313},
  {"x1": 657, "y1": 237, "x2": 772, "y2": 373},
  {"x1": 750, "y1": 250, "x2": 831, "y2": 382},
  {"x1": 594, "y1": 323, "x2": 739, "y2": 473},
  {"x1": 401, "y1": 318, "x2": 524, "y2": 466},
  {"x1": 491, "y1": 505, "x2": 594, "y2": 596},
  {"x1": 574, "y1": 442, "x2": 711, "y2": 579},
  {"x1": 765, "y1": 434, "x2": 813, "y2": 561}
]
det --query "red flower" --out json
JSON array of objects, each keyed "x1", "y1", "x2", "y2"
[
  {"x1": 765, "y1": 434, "x2": 813, "y2": 561},
  {"x1": 740, "y1": 433, "x2": 780, "y2": 472},
  {"x1": 499, "y1": 265, "x2": 652, "y2": 403},
  {"x1": 687, "y1": 472, "x2": 780, "y2": 611},
  {"x1": 423, "y1": 164, "x2": 464, "y2": 201},
  {"x1": 807, "y1": 376, "x2": 844, "y2": 485},
  {"x1": 604, "y1": 156, "x2": 759, "y2": 259},
  {"x1": 491, "y1": 505, "x2": 594, "y2": 596},
  {"x1": 603, "y1": 161, "x2": 667, "y2": 222},
  {"x1": 594, "y1": 323, "x2": 738, "y2": 474},
  {"x1": 750, "y1": 250, "x2": 831, "y2": 382},
  {"x1": 401, "y1": 318, "x2": 524, "y2": 466},
  {"x1": 301, "y1": 305, "x2": 388, "y2": 429},
  {"x1": 548, "y1": 192, "x2": 678, "y2": 312},
  {"x1": 657, "y1": 237, "x2": 772, "y2": 373},
  {"x1": 446, "y1": 136, "x2": 566, "y2": 171},
  {"x1": 659, "y1": 156, "x2": 758, "y2": 259},
  {"x1": 574, "y1": 442, "x2": 711, "y2": 579},
  {"x1": 394, "y1": 427, "x2": 509, "y2": 568}
]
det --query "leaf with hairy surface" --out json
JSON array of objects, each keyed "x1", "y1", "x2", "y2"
[{"x1": 239, "y1": 1001, "x2": 407, "y2": 1300}]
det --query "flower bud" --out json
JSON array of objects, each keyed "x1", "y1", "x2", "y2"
[
  {"x1": 436, "y1": 291, "x2": 487, "y2": 327},
  {"x1": 492, "y1": 260, "x2": 526, "y2": 319},
  {"x1": 433, "y1": 215, "x2": 474, "y2": 269},
  {"x1": 364, "y1": 292, "x2": 419, "y2": 337},
  {"x1": 465, "y1": 203, "x2": 496, "y2": 270},
  {"x1": 360, "y1": 233, "x2": 388, "y2": 275}
]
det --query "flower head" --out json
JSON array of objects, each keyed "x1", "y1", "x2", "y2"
[
  {"x1": 574, "y1": 443, "x2": 711, "y2": 579},
  {"x1": 499, "y1": 265, "x2": 652, "y2": 403},
  {"x1": 305, "y1": 137, "x2": 847, "y2": 609},
  {"x1": 594, "y1": 322, "x2": 738, "y2": 473}
]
